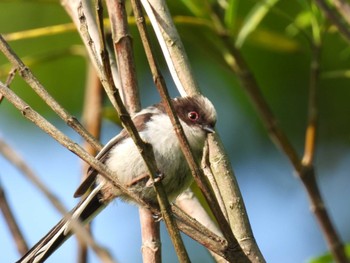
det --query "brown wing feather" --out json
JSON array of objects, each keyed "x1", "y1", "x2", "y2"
[{"x1": 74, "y1": 112, "x2": 154, "y2": 198}]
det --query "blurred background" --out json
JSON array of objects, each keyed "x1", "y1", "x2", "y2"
[{"x1": 0, "y1": 1, "x2": 350, "y2": 262}]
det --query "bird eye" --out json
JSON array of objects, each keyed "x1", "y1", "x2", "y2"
[{"x1": 188, "y1": 111, "x2": 199, "y2": 121}]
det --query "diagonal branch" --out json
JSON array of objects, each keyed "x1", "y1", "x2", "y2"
[
  {"x1": 139, "y1": 0, "x2": 264, "y2": 262},
  {"x1": 314, "y1": 0, "x2": 350, "y2": 43},
  {"x1": 132, "y1": 1, "x2": 242, "y2": 260},
  {"x1": 0, "y1": 181, "x2": 28, "y2": 255},
  {"x1": 0, "y1": 79, "x2": 234, "y2": 260},
  {"x1": 66, "y1": 1, "x2": 190, "y2": 262},
  {"x1": 0, "y1": 35, "x2": 102, "y2": 152},
  {"x1": 0, "y1": 136, "x2": 115, "y2": 263},
  {"x1": 208, "y1": 4, "x2": 348, "y2": 263},
  {"x1": 140, "y1": 0, "x2": 199, "y2": 96}
]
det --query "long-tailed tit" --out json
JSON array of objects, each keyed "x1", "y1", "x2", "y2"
[{"x1": 17, "y1": 95, "x2": 217, "y2": 263}]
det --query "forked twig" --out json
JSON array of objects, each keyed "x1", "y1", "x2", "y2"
[{"x1": 0, "y1": 35, "x2": 102, "y2": 151}]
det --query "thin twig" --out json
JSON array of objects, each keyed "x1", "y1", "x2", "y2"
[
  {"x1": 0, "y1": 181, "x2": 28, "y2": 255},
  {"x1": 201, "y1": 141, "x2": 228, "y2": 221},
  {"x1": 0, "y1": 80, "x2": 149, "y2": 210},
  {"x1": 333, "y1": 0, "x2": 350, "y2": 25},
  {"x1": 0, "y1": 80, "x2": 234, "y2": 261},
  {"x1": 140, "y1": 0, "x2": 199, "y2": 96},
  {"x1": 224, "y1": 25, "x2": 348, "y2": 263},
  {"x1": 132, "y1": 0, "x2": 239, "y2": 257},
  {"x1": 0, "y1": 137, "x2": 114, "y2": 262},
  {"x1": 104, "y1": 1, "x2": 162, "y2": 262},
  {"x1": 314, "y1": 0, "x2": 350, "y2": 43},
  {"x1": 2, "y1": 3, "x2": 237, "y2": 260},
  {"x1": 175, "y1": 190, "x2": 228, "y2": 263},
  {"x1": 0, "y1": 35, "x2": 102, "y2": 152},
  {"x1": 0, "y1": 68, "x2": 16, "y2": 104},
  {"x1": 104, "y1": 1, "x2": 163, "y2": 262},
  {"x1": 208, "y1": 3, "x2": 348, "y2": 262},
  {"x1": 301, "y1": 34, "x2": 348, "y2": 263},
  {"x1": 171, "y1": 205, "x2": 235, "y2": 261},
  {"x1": 78, "y1": 62, "x2": 104, "y2": 263},
  {"x1": 105, "y1": 1, "x2": 189, "y2": 261},
  {"x1": 105, "y1": 0, "x2": 141, "y2": 114},
  {"x1": 137, "y1": 1, "x2": 264, "y2": 262}
]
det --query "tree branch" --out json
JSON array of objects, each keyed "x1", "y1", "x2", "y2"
[
  {"x1": 0, "y1": 35, "x2": 102, "y2": 151},
  {"x1": 314, "y1": 0, "x2": 350, "y2": 43},
  {"x1": 104, "y1": 1, "x2": 161, "y2": 262},
  {"x1": 0, "y1": 181, "x2": 28, "y2": 255},
  {"x1": 0, "y1": 136, "x2": 114, "y2": 262},
  {"x1": 131, "y1": 0, "x2": 242, "y2": 261},
  {"x1": 139, "y1": 0, "x2": 264, "y2": 262},
  {"x1": 207, "y1": 3, "x2": 348, "y2": 263}
]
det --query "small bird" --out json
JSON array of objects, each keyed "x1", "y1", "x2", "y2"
[{"x1": 17, "y1": 95, "x2": 217, "y2": 263}]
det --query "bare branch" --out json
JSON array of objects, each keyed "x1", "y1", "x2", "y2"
[
  {"x1": 0, "y1": 35, "x2": 102, "y2": 151},
  {"x1": 0, "y1": 79, "x2": 236, "y2": 261},
  {"x1": 201, "y1": 141, "x2": 228, "y2": 221},
  {"x1": 0, "y1": 136, "x2": 115, "y2": 262},
  {"x1": 206, "y1": 3, "x2": 348, "y2": 262},
  {"x1": 139, "y1": 207, "x2": 161, "y2": 263},
  {"x1": 78, "y1": 61, "x2": 104, "y2": 263},
  {"x1": 137, "y1": 1, "x2": 264, "y2": 262},
  {"x1": 104, "y1": 1, "x2": 161, "y2": 262},
  {"x1": 0, "y1": 181, "x2": 28, "y2": 255},
  {"x1": 175, "y1": 189, "x2": 228, "y2": 263},
  {"x1": 106, "y1": 0, "x2": 141, "y2": 114},
  {"x1": 104, "y1": 1, "x2": 190, "y2": 261},
  {"x1": 140, "y1": 0, "x2": 199, "y2": 96},
  {"x1": 300, "y1": 32, "x2": 348, "y2": 263},
  {"x1": 131, "y1": 0, "x2": 240, "y2": 260},
  {"x1": 314, "y1": 0, "x2": 350, "y2": 43}
]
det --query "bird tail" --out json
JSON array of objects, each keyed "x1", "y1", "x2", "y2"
[{"x1": 17, "y1": 185, "x2": 106, "y2": 263}]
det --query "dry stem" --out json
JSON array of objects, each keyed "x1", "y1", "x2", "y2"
[{"x1": 0, "y1": 182, "x2": 28, "y2": 255}]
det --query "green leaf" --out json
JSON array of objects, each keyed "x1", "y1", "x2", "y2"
[
  {"x1": 249, "y1": 27, "x2": 300, "y2": 52},
  {"x1": 179, "y1": 0, "x2": 212, "y2": 18},
  {"x1": 235, "y1": 0, "x2": 280, "y2": 48},
  {"x1": 308, "y1": 244, "x2": 350, "y2": 263},
  {"x1": 224, "y1": 0, "x2": 239, "y2": 30}
]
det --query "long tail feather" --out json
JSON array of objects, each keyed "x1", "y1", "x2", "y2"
[{"x1": 17, "y1": 185, "x2": 106, "y2": 263}]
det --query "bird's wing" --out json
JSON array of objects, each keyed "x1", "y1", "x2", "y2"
[{"x1": 74, "y1": 111, "x2": 154, "y2": 198}]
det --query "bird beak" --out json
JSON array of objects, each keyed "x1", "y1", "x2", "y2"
[{"x1": 201, "y1": 124, "x2": 215, "y2": 134}]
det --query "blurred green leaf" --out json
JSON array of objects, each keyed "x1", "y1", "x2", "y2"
[
  {"x1": 248, "y1": 27, "x2": 300, "y2": 52},
  {"x1": 224, "y1": 0, "x2": 239, "y2": 31},
  {"x1": 102, "y1": 106, "x2": 122, "y2": 126},
  {"x1": 285, "y1": 10, "x2": 312, "y2": 37},
  {"x1": 179, "y1": 0, "x2": 212, "y2": 18},
  {"x1": 308, "y1": 244, "x2": 350, "y2": 263},
  {"x1": 236, "y1": 0, "x2": 280, "y2": 48}
]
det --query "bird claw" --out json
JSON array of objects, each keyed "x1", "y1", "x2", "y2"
[
  {"x1": 145, "y1": 173, "x2": 164, "y2": 188},
  {"x1": 152, "y1": 212, "x2": 163, "y2": 222}
]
